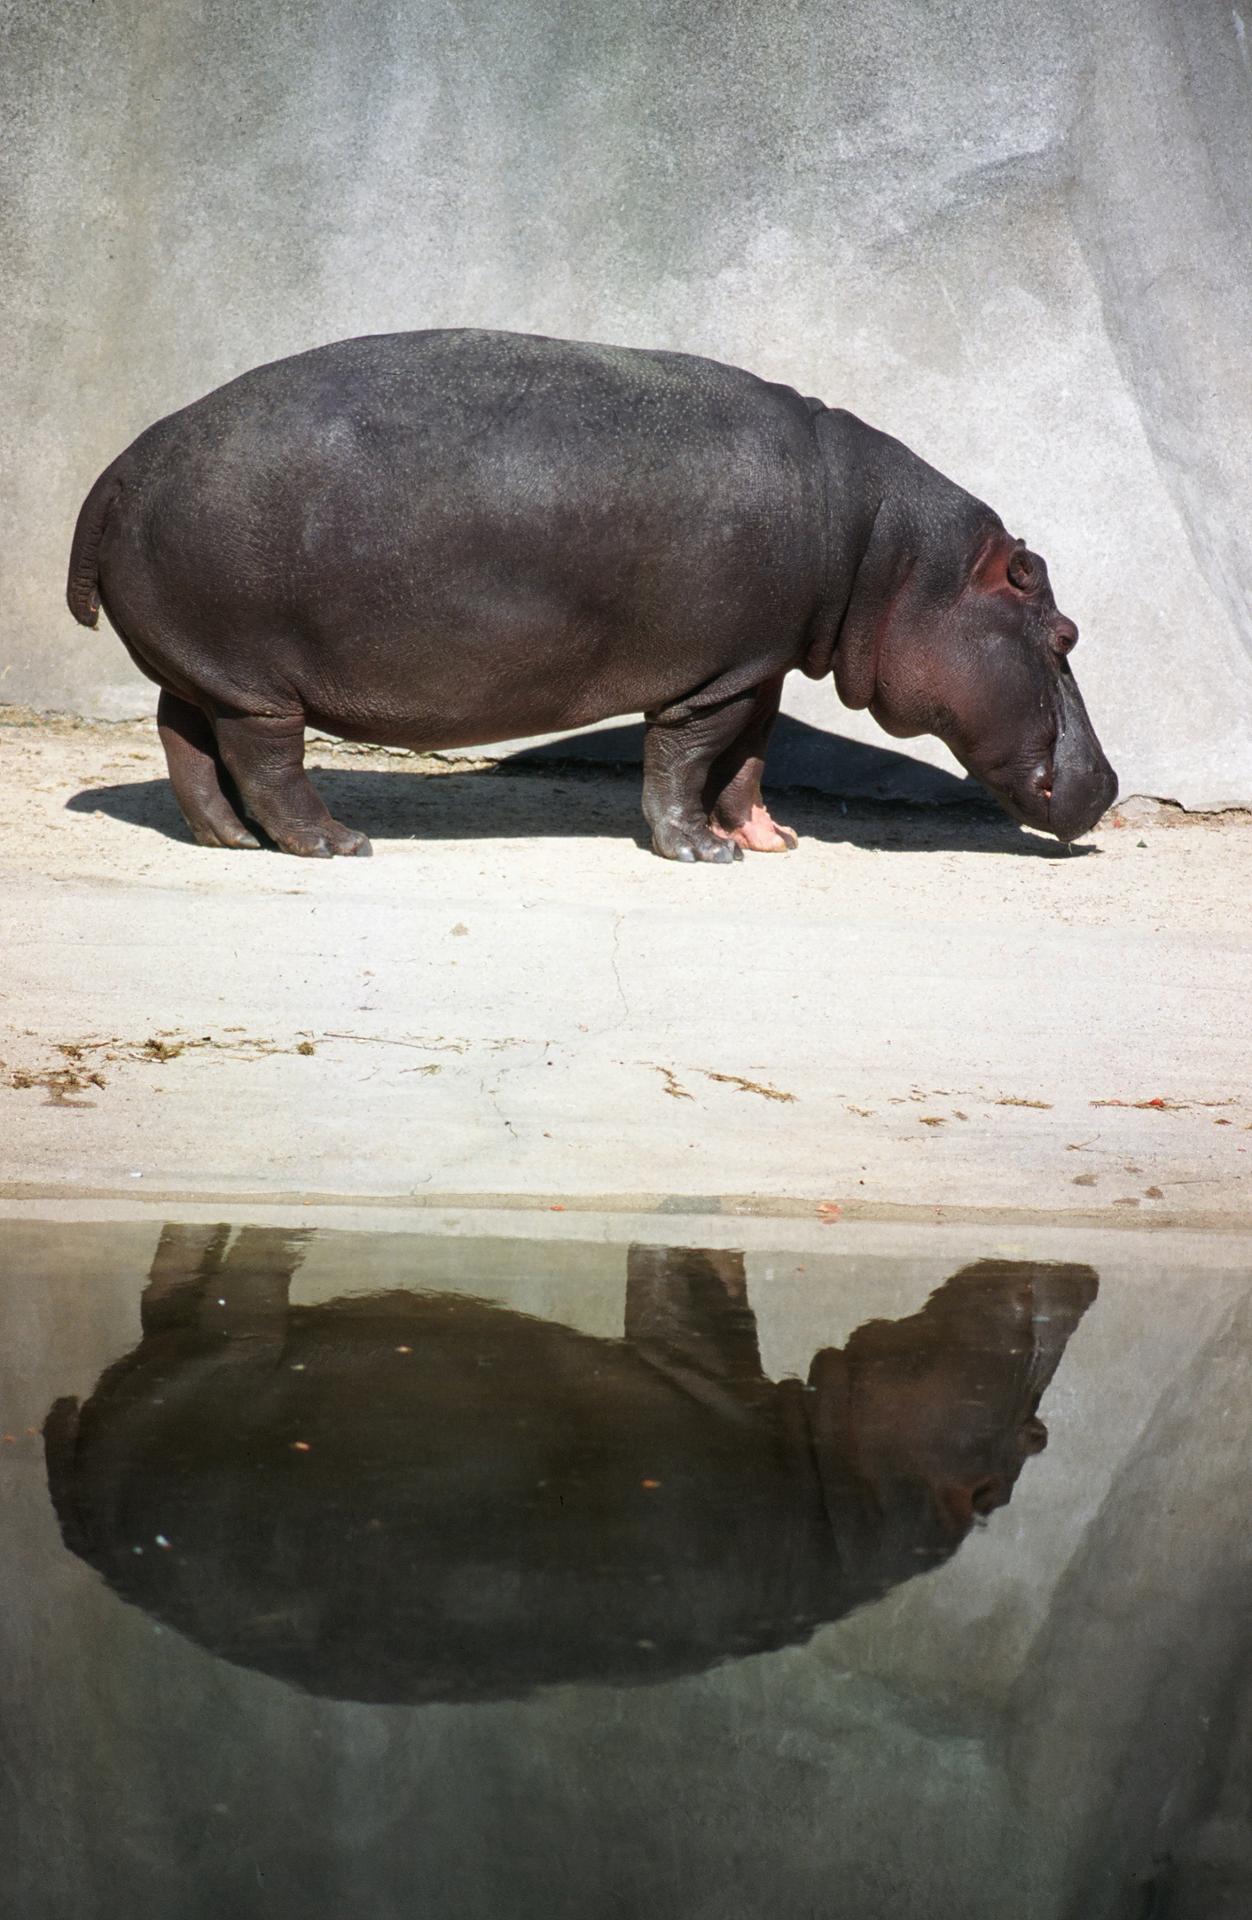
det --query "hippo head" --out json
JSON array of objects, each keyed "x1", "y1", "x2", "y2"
[
  {"x1": 804, "y1": 1257, "x2": 1098, "y2": 1599},
  {"x1": 830, "y1": 435, "x2": 1118, "y2": 840}
]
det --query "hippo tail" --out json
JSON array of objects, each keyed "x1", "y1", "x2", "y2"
[{"x1": 66, "y1": 462, "x2": 124, "y2": 628}]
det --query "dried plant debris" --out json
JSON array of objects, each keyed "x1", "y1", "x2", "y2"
[
  {"x1": 45, "y1": 1031, "x2": 300, "y2": 1065},
  {"x1": 7, "y1": 1029, "x2": 305, "y2": 1093},
  {"x1": 995, "y1": 1096, "x2": 1054, "y2": 1110},
  {"x1": 8, "y1": 1065, "x2": 105, "y2": 1104},
  {"x1": 324, "y1": 1031, "x2": 472, "y2": 1054},
  {"x1": 649, "y1": 1065, "x2": 693, "y2": 1101},
  {"x1": 6, "y1": 1028, "x2": 529, "y2": 1097},
  {"x1": 1089, "y1": 1095, "x2": 1239, "y2": 1112},
  {"x1": 140, "y1": 1038, "x2": 186, "y2": 1062},
  {"x1": 699, "y1": 1071, "x2": 796, "y2": 1104}
]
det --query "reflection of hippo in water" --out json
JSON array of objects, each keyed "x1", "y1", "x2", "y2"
[{"x1": 44, "y1": 1230, "x2": 1096, "y2": 1704}]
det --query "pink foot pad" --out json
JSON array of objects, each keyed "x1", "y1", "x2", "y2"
[{"x1": 711, "y1": 804, "x2": 799, "y2": 853}]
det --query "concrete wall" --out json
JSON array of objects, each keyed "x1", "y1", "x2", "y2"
[{"x1": 3, "y1": 0, "x2": 1250, "y2": 806}]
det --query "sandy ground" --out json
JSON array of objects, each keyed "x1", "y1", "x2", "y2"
[{"x1": 1, "y1": 717, "x2": 1249, "y2": 1228}]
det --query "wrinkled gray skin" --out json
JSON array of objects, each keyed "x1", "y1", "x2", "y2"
[
  {"x1": 43, "y1": 1230, "x2": 1096, "y2": 1703},
  {"x1": 68, "y1": 331, "x2": 1117, "y2": 860}
]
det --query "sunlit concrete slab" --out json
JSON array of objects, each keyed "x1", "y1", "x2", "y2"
[{"x1": 2, "y1": 721, "x2": 1249, "y2": 1227}]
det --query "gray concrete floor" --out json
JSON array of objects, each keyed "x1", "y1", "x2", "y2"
[{"x1": 2, "y1": 718, "x2": 1250, "y2": 1228}]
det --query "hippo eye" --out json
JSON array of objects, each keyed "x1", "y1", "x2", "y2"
[
  {"x1": 1007, "y1": 548, "x2": 1041, "y2": 592},
  {"x1": 1051, "y1": 620, "x2": 1078, "y2": 656}
]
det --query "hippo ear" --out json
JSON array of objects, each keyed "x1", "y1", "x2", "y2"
[{"x1": 1006, "y1": 548, "x2": 1042, "y2": 593}]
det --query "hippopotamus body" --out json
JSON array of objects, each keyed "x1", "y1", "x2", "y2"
[
  {"x1": 67, "y1": 330, "x2": 1117, "y2": 859},
  {"x1": 43, "y1": 1230, "x2": 1096, "y2": 1702}
]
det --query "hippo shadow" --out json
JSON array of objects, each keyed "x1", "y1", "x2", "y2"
[
  {"x1": 44, "y1": 1228, "x2": 1097, "y2": 1705},
  {"x1": 64, "y1": 716, "x2": 1097, "y2": 859}
]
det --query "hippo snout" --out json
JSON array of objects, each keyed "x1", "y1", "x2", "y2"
[
  {"x1": 1048, "y1": 750, "x2": 1118, "y2": 842},
  {"x1": 1046, "y1": 673, "x2": 1118, "y2": 840},
  {"x1": 979, "y1": 724, "x2": 1117, "y2": 842},
  {"x1": 967, "y1": 726, "x2": 1117, "y2": 843}
]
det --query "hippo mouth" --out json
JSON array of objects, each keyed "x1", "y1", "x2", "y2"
[
  {"x1": 988, "y1": 765, "x2": 1063, "y2": 838},
  {"x1": 985, "y1": 762, "x2": 1115, "y2": 843},
  {"x1": 952, "y1": 738, "x2": 1062, "y2": 838}
]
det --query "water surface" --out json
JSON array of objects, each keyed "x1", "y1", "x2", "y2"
[{"x1": 2, "y1": 1219, "x2": 1248, "y2": 1919}]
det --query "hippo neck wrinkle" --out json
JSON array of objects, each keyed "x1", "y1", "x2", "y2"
[
  {"x1": 828, "y1": 490, "x2": 900, "y2": 709},
  {"x1": 808, "y1": 409, "x2": 902, "y2": 702}
]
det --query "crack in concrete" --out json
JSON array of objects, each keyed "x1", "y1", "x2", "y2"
[
  {"x1": 477, "y1": 1033, "x2": 554, "y2": 1146},
  {"x1": 607, "y1": 911, "x2": 631, "y2": 1030},
  {"x1": 481, "y1": 1070, "x2": 519, "y2": 1141}
]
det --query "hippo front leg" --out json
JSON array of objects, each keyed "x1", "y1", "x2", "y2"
[
  {"x1": 643, "y1": 686, "x2": 775, "y2": 863},
  {"x1": 705, "y1": 675, "x2": 798, "y2": 854}
]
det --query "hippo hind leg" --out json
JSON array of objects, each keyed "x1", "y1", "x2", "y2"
[
  {"x1": 157, "y1": 691, "x2": 260, "y2": 850},
  {"x1": 211, "y1": 708, "x2": 371, "y2": 858},
  {"x1": 705, "y1": 676, "x2": 798, "y2": 854}
]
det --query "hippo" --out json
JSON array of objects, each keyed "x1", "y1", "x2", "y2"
[
  {"x1": 44, "y1": 1228, "x2": 1096, "y2": 1703},
  {"x1": 66, "y1": 330, "x2": 1117, "y2": 861}
]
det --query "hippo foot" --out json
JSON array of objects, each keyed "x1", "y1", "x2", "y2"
[
  {"x1": 650, "y1": 819, "x2": 742, "y2": 863},
  {"x1": 711, "y1": 804, "x2": 798, "y2": 853},
  {"x1": 273, "y1": 821, "x2": 373, "y2": 859},
  {"x1": 190, "y1": 820, "x2": 262, "y2": 851}
]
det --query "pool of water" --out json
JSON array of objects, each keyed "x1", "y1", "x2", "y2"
[{"x1": 2, "y1": 1216, "x2": 1249, "y2": 1919}]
